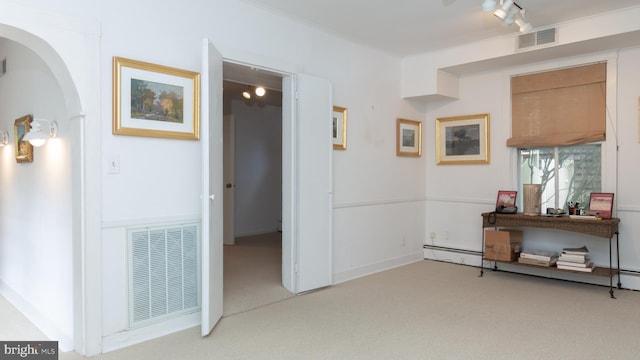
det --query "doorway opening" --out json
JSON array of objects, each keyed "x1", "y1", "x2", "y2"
[{"x1": 221, "y1": 63, "x2": 293, "y2": 315}]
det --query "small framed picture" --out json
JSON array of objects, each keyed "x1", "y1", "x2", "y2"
[
  {"x1": 14, "y1": 114, "x2": 33, "y2": 163},
  {"x1": 396, "y1": 118, "x2": 422, "y2": 157},
  {"x1": 436, "y1": 114, "x2": 490, "y2": 165},
  {"x1": 332, "y1": 106, "x2": 347, "y2": 150},
  {"x1": 588, "y1": 192, "x2": 614, "y2": 219}
]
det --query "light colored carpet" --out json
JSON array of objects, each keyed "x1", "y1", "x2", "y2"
[
  {"x1": 223, "y1": 232, "x2": 293, "y2": 316},
  {"x1": 66, "y1": 260, "x2": 640, "y2": 359},
  {"x1": 7, "y1": 259, "x2": 640, "y2": 359},
  {"x1": 0, "y1": 295, "x2": 50, "y2": 342}
]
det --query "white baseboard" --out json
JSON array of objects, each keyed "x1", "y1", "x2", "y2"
[
  {"x1": 0, "y1": 279, "x2": 73, "y2": 351},
  {"x1": 333, "y1": 252, "x2": 423, "y2": 284},
  {"x1": 102, "y1": 312, "x2": 200, "y2": 353}
]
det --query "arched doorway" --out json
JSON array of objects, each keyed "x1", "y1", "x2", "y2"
[{"x1": 0, "y1": 3, "x2": 101, "y2": 355}]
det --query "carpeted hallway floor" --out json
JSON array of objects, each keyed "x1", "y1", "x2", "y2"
[{"x1": 223, "y1": 232, "x2": 293, "y2": 316}]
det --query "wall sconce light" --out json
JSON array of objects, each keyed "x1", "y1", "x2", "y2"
[
  {"x1": 0, "y1": 130, "x2": 8, "y2": 146},
  {"x1": 23, "y1": 118, "x2": 57, "y2": 147}
]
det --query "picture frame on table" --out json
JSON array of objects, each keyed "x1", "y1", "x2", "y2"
[
  {"x1": 588, "y1": 192, "x2": 614, "y2": 219},
  {"x1": 14, "y1": 114, "x2": 33, "y2": 163},
  {"x1": 436, "y1": 113, "x2": 490, "y2": 165},
  {"x1": 112, "y1": 56, "x2": 200, "y2": 140},
  {"x1": 332, "y1": 106, "x2": 347, "y2": 150},
  {"x1": 496, "y1": 191, "x2": 517, "y2": 208},
  {"x1": 396, "y1": 118, "x2": 422, "y2": 157}
]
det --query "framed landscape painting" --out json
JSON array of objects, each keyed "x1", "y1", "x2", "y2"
[
  {"x1": 112, "y1": 57, "x2": 200, "y2": 140},
  {"x1": 14, "y1": 114, "x2": 33, "y2": 163},
  {"x1": 436, "y1": 113, "x2": 490, "y2": 165},
  {"x1": 396, "y1": 118, "x2": 422, "y2": 157}
]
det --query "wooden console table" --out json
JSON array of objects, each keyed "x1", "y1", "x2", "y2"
[{"x1": 480, "y1": 212, "x2": 620, "y2": 298}]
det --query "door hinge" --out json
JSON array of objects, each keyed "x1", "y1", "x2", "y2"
[{"x1": 294, "y1": 263, "x2": 299, "y2": 273}]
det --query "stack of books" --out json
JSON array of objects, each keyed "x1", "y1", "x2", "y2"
[
  {"x1": 556, "y1": 246, "x2": 595, "y2": 272},
  {"x1": 518, "y1": 249, "x2": 559, "y2": 267}
]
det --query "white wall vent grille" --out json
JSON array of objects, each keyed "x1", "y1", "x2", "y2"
[
  {"x1": 517, "y1": 28, "x2": 557, "y2": 51},
  {"x1": 128, "y1": 222, "x2": 200, "y2": 328}
]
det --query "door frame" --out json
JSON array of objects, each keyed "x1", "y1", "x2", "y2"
[{"x1": 221, "y1": 62, "x2": 297, "y2": 293}]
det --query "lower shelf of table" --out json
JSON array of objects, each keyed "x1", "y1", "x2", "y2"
[{"x1": 486, "y1": 259, "x2": 618, "y2": 278}]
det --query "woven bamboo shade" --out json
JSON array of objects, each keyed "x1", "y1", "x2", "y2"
[{"x1": 507, "y1": 63, "x2": 606, "y2": 148}]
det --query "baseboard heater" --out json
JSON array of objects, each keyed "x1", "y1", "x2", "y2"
[
  {"x1": 128, "y1": 222, "x2": 201, "y2": 328},
  {"x1": 423, "y1": 244, "x2": 481, "y2": 256},
  {"x1": 423, "y1": 244, "x2": 640, "y2": 280}
]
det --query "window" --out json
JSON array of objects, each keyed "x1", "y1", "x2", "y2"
[{"x1": 518, "y1": 144, "x2": 601, "y2": 211}]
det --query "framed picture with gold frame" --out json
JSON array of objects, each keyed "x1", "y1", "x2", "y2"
[
  {"x1": 112, "y1": 57, "x2": 200, "y2": 140},
  {"x1": 14, "y1": 114, "x2": 33, "y2": 163},
  {"x1": 332, "y1": 106, "x2": 347, "y2": 150},
  {"x1": 396, "y1": 118, "x2": 422, "y2": 157},
  {"x1": 436, "y1": 113, "x2": 490, "y2": 165}
]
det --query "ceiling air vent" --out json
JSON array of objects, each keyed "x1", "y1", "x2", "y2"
[{"x1": 517, "y1": 28, "x2": 557, "y2": 51}]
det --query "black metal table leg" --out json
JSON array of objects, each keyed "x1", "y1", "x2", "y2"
[
  {"x1": 479, "y1": 228, "x2": 485, "y2": 277},
  {"x1": 616, "y1": 232, "x2": 621, "y2": 289},
  {"x1": 609, "y1": 235, "x2": 616, "y2": 299}
]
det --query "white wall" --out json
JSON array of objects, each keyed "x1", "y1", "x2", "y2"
[
  {"x1": 423, "y1": 46, "x2": 640, "y2": 288},
  {"x1": 231, "y1": 99, "x2": 283, "y2": 236},
  {"x1": 69, "y1": 0, "x2": 426, "y2": 349},
  {"x1": 0, "y1": 39, "x2": 74, "y2": 348}
]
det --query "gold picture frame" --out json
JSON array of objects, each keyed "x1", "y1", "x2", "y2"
[
  {"x1": 112, "y1": 57, "x2": 200, "y2": 140},
  {"x1": 332, "y1": 106, "x2": 347, "y2": 150},
  {"x1": 396, "y1": 118, "x2": 422, "y2": 157},
  {"x1": 436, "y1": 113, "x2": 490, "y2": 165},
  {"x1": 14, "y1": 114, "x2": 33, "y2": 163}
]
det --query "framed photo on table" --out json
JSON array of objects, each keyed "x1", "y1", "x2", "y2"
[
  {"x1": 588, "y1": 192, "x2": 614, "y2": 219},
  {"x1": 436, "y1": 114, "x2": 489, "y2": 165},
  {"x1": 496, "y1": 191, "x2": 517, "y2": 208},
  {"x1": 112, "y1": 57, "x2": 200, "y2": 140}
]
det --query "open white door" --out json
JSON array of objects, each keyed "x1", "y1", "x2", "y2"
[
  {"x1": 295, "y1": 74, "x2": 333, "y2": 293},
  {"x1": 223, "y1": 115, "x2": 235, "y2": 245},
  {"x1": 201, "y1": 38, "x2": 224, "y2": 336}
]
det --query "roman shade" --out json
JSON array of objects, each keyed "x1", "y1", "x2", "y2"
[{"x1": 507, "y1": 63, "x2": 606, "y2": 148}]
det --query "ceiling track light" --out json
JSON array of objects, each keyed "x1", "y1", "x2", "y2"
[
  {"x1": 483, "y1": 0, "x2": 533, "y2": 33},
  {"x1": 515, "y1": 9, "x2": 532, "y2": 33},
  {"x1": 242, "y1": 86, "x2": 252, "y2": 99},
  {"x1": 482, "y1": 0, "x2": 497, "y2": 12},
  {"x1": 241, "y1": 85, "x2": 267, "y2": 100}
]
